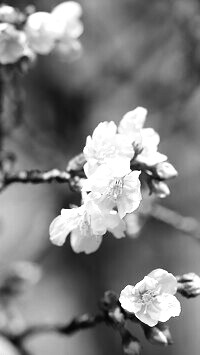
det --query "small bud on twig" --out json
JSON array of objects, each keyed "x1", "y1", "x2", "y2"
[
  {"x1": 155, "y1": 162, "x2": 178, "y2": 180},
  {"x1": 150, "y1": 179, "x2": 170, "y2": 198},
  {"x1": 99, "y1": 291, "x2": 125, "y2": 326},
  {"x1": 142, "y1": 323, "x2": 173, "y2": 346},
  {"x1": 177, "y1": 273, "x2": 200, "y2": 298},
  {"x1": 120, "y1": 328, "x2": 141, "y2": 355}
]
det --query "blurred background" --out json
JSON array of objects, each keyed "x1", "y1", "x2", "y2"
[{"x1": 1, "y1": 0, "x2": 200, "y2": 354}]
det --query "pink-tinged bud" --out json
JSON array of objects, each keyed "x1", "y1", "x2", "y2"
[
  {"x1": 143, "y1": 323, "x2": 173, "y2": 346},
  {"x1": 155, "y1": 162, "x2": 178, "y2": 180},
  {"x1": 150, "y1": 180, "x2": 170, "y2": 198},
  {"x1": 120, "y1": 328, "x2": 141, "y2": 355},
  {"x1": 177, "y1": 273, "x2": 200, "y2": 298}
]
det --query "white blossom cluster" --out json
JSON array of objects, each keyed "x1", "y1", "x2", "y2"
[
  {"x1": 50, "y1": 107, "x2": 172, "y2": 254},
  {"x1": 0, "y1": 2, "x2": 83, "y2": 65}
]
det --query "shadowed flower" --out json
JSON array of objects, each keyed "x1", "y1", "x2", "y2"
[
  {"x1": 119, "y1": 269, "x2": 181, "y2": 327},
  {"x1": 49, "y1": 193, "x2": 125, "y2": 254}
]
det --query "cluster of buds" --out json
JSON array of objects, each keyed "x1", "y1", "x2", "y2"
[
  {"x1": 0, "y1": 2, "x2": 83, "y2": 66},
  {"x1": 49, "y1": 107, "x2": 178, "y2": 253}
]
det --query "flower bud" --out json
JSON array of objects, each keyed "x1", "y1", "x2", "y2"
[
  {"x1": 99, "y1": 291, "x2": 119, "y2": 311},
  {"x1": 99, "y1": 291, "x2": 125, "y2": 325},
  {"x1": 120, "y1": 328, "x2": 141, "y2": 355},
  {"x1": 143, "y1": 323, "x2": 173, "y2": 346},
  {"x1": 177, "y1": 273, "x2": 200, "y2": 298},
  {"x1": 66, "y1": 153, "x2": 86, "y2": 173},
  {"x1": 155, "y1": 162, "x2": 178, "y2": 180},
  {"x1": 150, "y1": 179, "x2": 170, "y2": 198}
]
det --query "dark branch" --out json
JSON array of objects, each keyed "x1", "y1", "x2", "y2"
[{"x1": 3, "y1": 169, "x2": 71, "y2": 186}]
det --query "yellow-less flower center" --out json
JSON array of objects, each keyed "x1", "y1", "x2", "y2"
[
  {"x1": 140, "y1": 290, "x2": 157, "y2": 305},
  {"x1": 79, "y1": 211, "x2": 90, "y2": 236},
  {"x1": 109, "y1": 178, "x2": 123, "y2": 199}
]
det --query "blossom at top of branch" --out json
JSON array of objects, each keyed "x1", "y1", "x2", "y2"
[
  {"x1": 49, "y1": 193, "x2": 125, "y2": 254},
  {"x1": 118, "y1": 107, "x2": 167, "y2": 166},
  {"x1": 119, "y1": 269, "x2": 181, "y2": 327}
]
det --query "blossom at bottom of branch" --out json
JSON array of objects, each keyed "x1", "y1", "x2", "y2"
[{"x1": 119, "y1": 269, "x2": 181, "y2": 327}]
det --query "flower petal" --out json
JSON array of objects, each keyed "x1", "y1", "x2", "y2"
[
  {"x1": 117, "y1": 171, "x2": 141, "y2": 218},
  {"x1": 118, "y1": 107, "x2": 147, "y2": 139},
  {"x1": 105, "y1": 211, "x2": 126, "y2": 238},
  {"x1": 135, "y1": 306, "x2": 159, "y2": 327},
  {"x1": 119, "y1": 285, "x2": 142, "y2": 314},
  {"x1": 49, "y1": 215, "x2": 70, "y2": 246},
  {"x1": 70, "y1": 229, "x2": 102, "y2": 254},
  {"x1": 148, "y1": 269, "x2": 178, "y2": 295},
  {"x1": 157, "y1": 294, "x2": 181, "y2": 322}
]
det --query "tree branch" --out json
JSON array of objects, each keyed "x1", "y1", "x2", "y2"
[
  {"x1": 148, "y1": 204, "x2": 200, "y2": 240},
  {"x1": 3, "y1": 169, "x2": 71, "y2": 186}
]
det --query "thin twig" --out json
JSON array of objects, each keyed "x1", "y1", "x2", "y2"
[
  {"x1": 19, "y1": 313, "x2": 105, "y2": 341},
  {"x1": 147, "y1": 204, "x2": 200, "y2": 240},
  {"x1": 3, "y1": 169, "x2": 71, "y2": 186}
]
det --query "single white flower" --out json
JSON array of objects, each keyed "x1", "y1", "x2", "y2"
[
  {"x1": 25, "y1": 12, "x2": 59, "y2": 55},
  {"x1": 119, "y1": 269, "x2": 181, "y2": 327},
  {"x1": 83, "y1": 121, "x2": 134, "y2": 176},
  {"x1": 119, "y1": 107, "x2": 167, "y2": 166},
  {"x1": 83, "y1": 158, "x2": 141, "y2": 218},
  {"x1": 49, "y1": 193, "x2": 125, "y2": 254},
  {"x1": 0, "y1": 23, "x2": 28, "y2": 64}
]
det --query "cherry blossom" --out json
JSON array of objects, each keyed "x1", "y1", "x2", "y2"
[
  {"x1": 49, "y1": 193, "x2": 125, "y2": 254},
  {"x1": 25, "y1": 2, "x2": 83, "y2": 57},
  {"x1": 83, "y1": 121, "x2": 134, "y2": 176},
  {"x1": 119, "y1": 269, "x2": 181, "y2": 327},
  {"x1": 118, "y1": 107, "x2": 167, "y2": 166},
  {"x1": 83, "y1": 158, "x2": 141, "y2": 218}
]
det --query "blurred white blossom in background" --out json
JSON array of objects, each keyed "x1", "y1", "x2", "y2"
[{"x1": 0, "y1": 1, "x2": 84, "y2": 64}]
